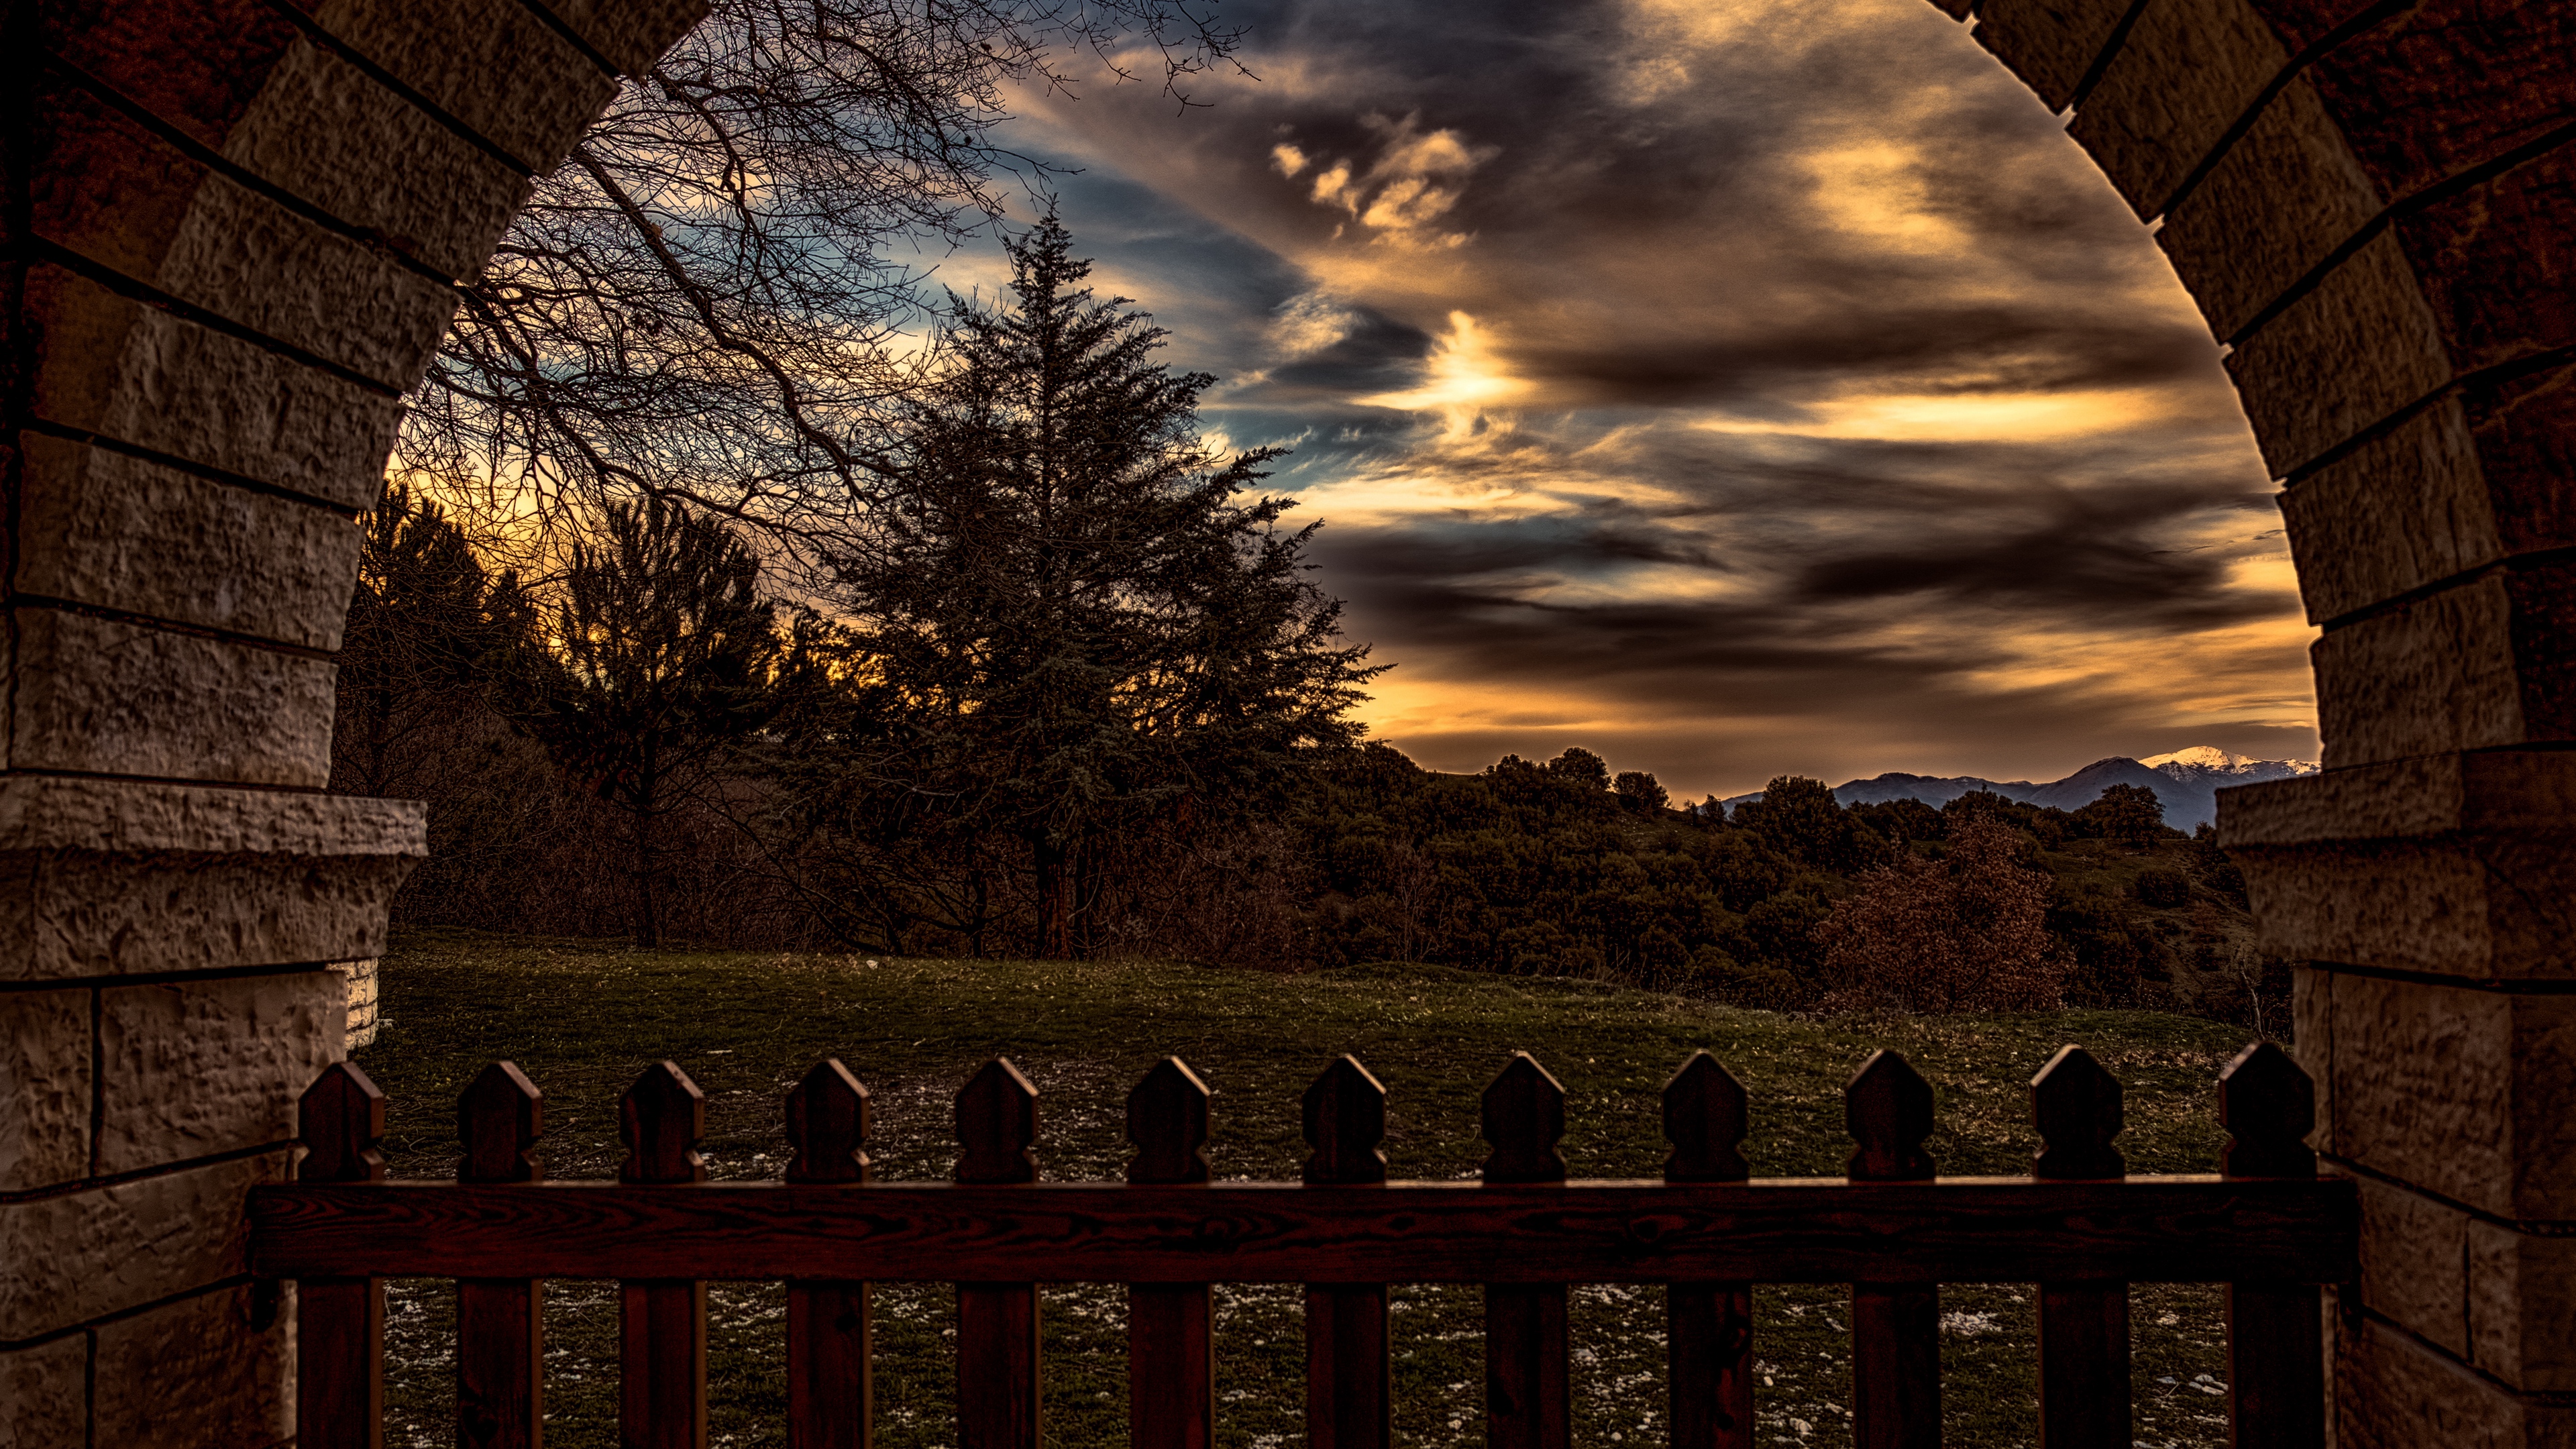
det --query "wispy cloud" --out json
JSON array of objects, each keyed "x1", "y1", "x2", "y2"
[{"x1": 987, "y1": 0, "x2": 2315, "y2": 796}]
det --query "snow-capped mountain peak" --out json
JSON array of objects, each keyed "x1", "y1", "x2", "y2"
[{"x1": 2139, "y1": 746, "x2": 2256, "y2": 770}]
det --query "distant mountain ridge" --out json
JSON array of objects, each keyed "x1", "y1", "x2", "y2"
[{"x1": 1721, "y1": 746, "x2": 2318, "y2": 831}]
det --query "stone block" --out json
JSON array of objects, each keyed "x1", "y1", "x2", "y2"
[
  {"x1": 2294, "y1": 965, "x2": 2333, "y2": 1153},
  {"x1": 42, "y1": 0, "x2": 299, "y2": 150},
  {"x1": 2470, "y1": 360, "x2": 2576, "y2": 560},
  {"x1": 2309, "y1": 574, "x2": 2522, "y2": 767},
  {"x1": 2394, "y1": 144, "x2": 2576, "y2": 376},
  {"x1": 2067, "y1": 0, "x2": 2288, "y2": 217},
  {"x1": 0, "y1": 989, "x2": 92, "y2": 1193},
  {"x1": 13, "y1": 433, "x2": 361, "y2": 651},
  {"x1": 0, "y1": 776, "x2": 425, "y2": 981},
  {"x1": 32, "y1": 93, "x2": 457, "y2": 393},
  {"x1": 539, "y1": 0, "x2": 712, "y2": 79},
  {"x1": 0, "y1": 1150, "x2": 286, "y2": 1341},
  {"x1": 2227, "y1": 750, "x2": 2576, "y2": 977},
  {"x1": 2469, "y1": 1218, "x2": 2576, "y2": 1392},
  {"x1": 22, "y1": 264, "x2": 403, "y2": 509},
  {"x1": 0, "y1": 1333, "x2": 89, "y2": 1447},
  {"x1": 6, "y1": 609, "x2": 334, "y2": 787},
  {"x1": 92, "y1": 1282, "x2": 291, "y2": 1449},
  {"x1": 2316, "y1": 974, "x2": 2576, "y2": 1220},
  {"x1": 97, "y1": 971, "x2": 340, "y2": 1175},
  {"x1": 222, "y1": 38, "x2": 533, "y2": 281},
  {"x1": 311, "y1": 0, "x2": 616, "y2": 172},
  {"x1": 2224, "y1": 231, "x2": 2452, "y2": 477},
  {"x1": 2337, "y1": 1309, "x2": 2576, "y2": 1448},
  {"x1": 331, "y1": 958, "x2": 381, "y2": 1049},
  {"x1": 2278, "y1": 397, "x2": 2498, "y2": 623},
  {"x1": 1973, "y1": 0, "x2": 2131, "y2": 111},
  {"x1": 2308, "y1": 566, "x2": 2576, "y2": 768},
  {"x1": 2160, "y1": 76, "x2": 2389, "y2": 340},
  {"x1": 2305, "y1": 0, "x2": 2576, "y2": 200},
  {"x1": 152, "y1": 171, "x2": 459, "y2": 394},
  {"x1": 2353, "y1": 1173, "x2": 2469, "y2": 1356}
]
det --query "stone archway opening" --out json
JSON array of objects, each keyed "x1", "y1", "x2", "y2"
[{"x1": 5, "y1": 0, "x2": 2568, "y2": 1440}]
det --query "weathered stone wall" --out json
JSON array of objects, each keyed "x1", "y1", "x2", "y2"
[
  {"x1": 2, "y1": 0, "x2": 2566, "y2": 1440},
  {"x1": 1932, "y1": 0, "x2": 2576, "y2": 1440},
  {"x1": 1, "y1": 0, "x2": 700, "y2": 1440}
]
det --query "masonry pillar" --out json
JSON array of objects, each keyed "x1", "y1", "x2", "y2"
[{"x1": 1, "y1": 0, "x2": 700, "y2": 1440}]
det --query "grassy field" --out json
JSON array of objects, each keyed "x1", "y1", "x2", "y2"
[{"x1": 356, "y1": 932, "x2": 2267, "y2": 1449}]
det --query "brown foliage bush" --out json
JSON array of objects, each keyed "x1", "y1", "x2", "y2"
[{"x1": 1813, "y1": 816, "x2": 2066, "y2": 1014}]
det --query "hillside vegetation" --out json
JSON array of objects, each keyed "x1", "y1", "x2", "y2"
[{"x1": 359, "y1": 934, "x2": 2268, "y2": 1449}]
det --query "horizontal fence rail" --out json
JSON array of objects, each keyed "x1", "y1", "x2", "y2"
[{"x1": 253, "y1": 1042, "x2": 2353, "y2": 1449}]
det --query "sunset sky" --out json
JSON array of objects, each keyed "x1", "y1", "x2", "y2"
[{"x1": 964, "y1": 0, "x2": 2320, "y2": 801}]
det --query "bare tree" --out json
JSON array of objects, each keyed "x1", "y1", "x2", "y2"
[
  {"x1": 402, "y1": 0, "x2": 1250, "y2": 566},
  {"x1": 1814, "y1": 816, "x2": 2066, "y2": 1014}
]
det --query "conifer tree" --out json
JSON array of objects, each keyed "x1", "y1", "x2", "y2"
[
  {"x1": 508, "y1": 499, "x2": 782, "y2": 947},
  {"x1": 820, "y1": 215, "x2": 1379, "y2": 957}
]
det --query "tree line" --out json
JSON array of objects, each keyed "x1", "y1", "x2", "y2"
[{"x1": 351, "y1": 218, "x2": 2277, "y2": 1023}]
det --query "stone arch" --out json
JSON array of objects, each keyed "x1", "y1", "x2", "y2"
[{"x1": 3, "y1": 0, "x2": 2567, "y2": 1440}]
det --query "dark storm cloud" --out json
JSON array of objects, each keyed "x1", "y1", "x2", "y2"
[{"x1": 991, "y1": 0, "x2": 2316, "y2": 792}]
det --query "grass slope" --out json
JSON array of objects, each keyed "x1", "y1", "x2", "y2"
[{"x1": 358, "y1": 932, "x2": 2264, "y2": 1449}]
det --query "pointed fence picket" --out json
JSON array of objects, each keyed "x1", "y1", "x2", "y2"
[{"x1": 258, "y1": 1040, "x2": 2354, "y2": 1449}]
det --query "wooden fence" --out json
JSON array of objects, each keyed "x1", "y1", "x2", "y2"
[{"x1": 248, "y1": 1042, "x2": 2354, "y2": 1449}]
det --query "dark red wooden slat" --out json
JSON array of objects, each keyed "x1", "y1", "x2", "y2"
[
  {"x1": 1846, "y1": 1051, "x2": 1937, "y2": 1449},
  {"x1": 1483, "y1": 1053, "x2": 1570, "y2": 1449},
  {"x1": 2222, "y1": 1042, "x2": 2325, "y2": 1449},
  {"x1": 458, "y1": 1063, "x2": 544, "y2": 1449},
  {"x1": 2226, "y1": 1285, "x2": 2324, "y2": 1449},
  {"x1": 297, "y1": 1063, "x2": 386, "y2": 1449},
  {"x1": 786, "y1": 1059, "x2": 872, "y2": 1449},
  {"x1": 2033, "y1": 1046, "x2": 2131, "y2": 1449},
  {"x1": 250, "y1": 1176, "x2": 2360, "y2": 1284},
  {"x1": 1664, "y1": 1052, "x2": 1754, "y2": 1449},
  {"x1": 1851, "y1": 1285, "x2": 1938, "y2": 1449},
  {"x1": 1128, "y1": 1059, "x2": 1214, "y2": 1449},
  {"x1": 957, "y1": 1059, "x2": 1040, "y2": 1449},
  {"x1": 1303, "y1": 1056, "x2": 1389, "y2": 1449},
  {"x1": 621, "y1": 1061, "x2": 708, "y2": 1449}
]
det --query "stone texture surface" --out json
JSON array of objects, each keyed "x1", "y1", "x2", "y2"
[
  {"x1": 2318, "y1": 975, "x2": 2576, "y2": 1220},
  {"x1": 2294, "y1": 965, "x2": 2334, "y2": 1154},
  {"x1": 2303, "y1": 0, "x2": 2576, "y2": 201},
  {"x1": 0, "y1": 1332, "x2": 89, "y2": 1448},
  {"x1": 97, "y1": 971, "x2": 339, "y2": 1175},
  {"x1": 1, "y1": 853, "x2": 416, "y2": 983},
  {"x1": 13, "y1": 433, "x2": 361, "y2": 651},
  {"x1": 5, "y1": 609, "x2": 334, "y2": 786},
  {"x1": 0, "y1": 780, "x2": 424, "y2": 982},
  {"x1": 2224, "y1": 230, "x2": 2455, "y2": 478},
  {"x1": 1973, "y1": 0, "x2": 2132, "y2": 111},
  {"x1": 2471, "y1": 359, "x2": 2576, "y2": 559},
  {"x1": 2308, "y1": 574, "x2": 2524, "y2": 767},
  {"x1": 92, "y1": 1282, "x2": 292, "y2": 1449},
  {"x1": 2396, "y1": 144, "x2": 2576, "y2": 377},
  {"x1": 2279, "y1": 397, "x2": 2498, "y2": 623},
  {"x1": 21, "y1": 264, "x2": 403, "y2": 508},
  {"x1": 330, "y1": 958, "x2": 380, "y2": 1049},
  {"x1": 2336, "y1": 1311, "x2": 2576, "y2": 1448},
  {"x1": 2069, "y1": 0, "x2": 2290, "y2": 218},
  {"x1": 0, "y1": 774, "x2": 423, "y2": 857},
  {"x1": 0, "y1": 1150, "x2": 287, "y2": 1341},
  {"x1": 540, "y1": 0, "x2": 713, "y2": 78},
  {"x1": 222, "y1": 38, "x2": 533, "y2": 280},
  {"x1": 311, "y1": 0, "x2": 617, "y2": 171},
  {"x1": 0, "y1": 989, "x2": 93, "y2": 1193},
  {"x1": 42, "y1": 0, "x2": 301, "y2": 151},
  {"x1": 2158, "y1": 76, "x2": 2388, "y2": 339},
  {"x1": 2355, "y1": 1172, "x2": 2471, "y2": 1356},
  {"x1": 2469, "y1": 1218, "x2": 2576, "y2": 1392},
  {"x1": 2222, "y1": 749, "x2": 2576, "y2": 846}
]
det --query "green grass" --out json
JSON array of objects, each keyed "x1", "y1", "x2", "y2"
[{"x1": 358, "y1": 931, "x2": 2263, "y2": 1449}]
